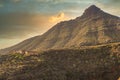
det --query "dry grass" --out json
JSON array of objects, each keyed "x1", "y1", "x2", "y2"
[{"x1": 0, "y1": 43, "x2": 120, "y2": 80}]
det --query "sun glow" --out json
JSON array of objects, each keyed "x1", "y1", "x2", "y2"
[{"x1": 49, "y1": 12, "x2": 66, "y2": 23}]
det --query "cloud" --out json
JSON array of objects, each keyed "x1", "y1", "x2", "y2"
[
  {"x1": 0, "y1": 12, "x2": 70, "y2": 39},
  {"x1": 0, "y1": 0, "x2": 120, "y2": 49},
  {"x1": 0, "y1": 13, "x2": 49, "y2": 39},
  {"x1": 0, "y1": 12, "x2": 70, "y2": 49},
  {"x1": 49, "y1": 12, "x2": 67, "y2": 23},
  {"x1": 0, "y1": 0, "x2": 119, "y2": 39},
  {"x1": 12, "y1": 0, "x2": 21, "y2": 3},
  {"x1": 95, "y1": 0, "x2": 120, "y2": 16},
  {"x1": 96, "y1": 0, "x2": 120, "y2": 6},
  {"x1": 0, "y1": 4, "x2": 3, "y2": 7},
  {"x1": 36, "y1": 0, "x2": 63, "y2": 3}
]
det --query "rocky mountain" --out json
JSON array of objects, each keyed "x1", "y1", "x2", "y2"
[{"x1": 0, "y1": 5, "x2": 120, "y2": 54}]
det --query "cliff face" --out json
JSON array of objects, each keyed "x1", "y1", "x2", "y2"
[
  {"x1": 0, "y1": 42, "x2": 120, "y2": 80},
  {"x1": 0, "y1": 5, "x2": 120, "y2": 54}
]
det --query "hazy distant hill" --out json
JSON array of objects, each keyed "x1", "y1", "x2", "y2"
[
  {"x1": 0, "y1": 5, "x2": 120, "y2": 54},
  {"x1": 0, "y1": 42, "x2": 120, "y2": 80}
]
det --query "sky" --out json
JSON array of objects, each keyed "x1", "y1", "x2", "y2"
[{"x1": 0, "y1": 0, "x2": 120, "y2": 49}]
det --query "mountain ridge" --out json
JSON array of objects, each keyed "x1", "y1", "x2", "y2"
[{"x1": 0, "y1": 5, "x2": 120, "y2": 54}]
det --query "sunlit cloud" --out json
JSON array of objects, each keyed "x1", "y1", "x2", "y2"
[
  {"x1": 0, "y1": 0, "x2": 120, "y2": 49},
  {"x1": 49, "y1": 12, "x2": 66, "y2": 23}
]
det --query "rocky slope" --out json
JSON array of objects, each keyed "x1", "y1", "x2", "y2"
[
  {"x1": 0, "y1": 5, "x2": 120, "y2": 54},
  {"x1": 0, "y1": 42, "x2": 120, "y2": 80}
]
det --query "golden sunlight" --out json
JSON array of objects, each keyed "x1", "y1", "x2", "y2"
[{"x1": 49, "y1": 12, "x2": 66, "y2": 23}]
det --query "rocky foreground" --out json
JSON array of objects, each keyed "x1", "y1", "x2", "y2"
[{"x1": 0, "y1": 43, "x2": 120, "y2": 80}]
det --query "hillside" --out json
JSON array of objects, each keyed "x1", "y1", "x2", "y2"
[
  {"x1": 0, "y1": 42, "x2": 120, "y2": 80},
  {"x1": 0, "y1": 5, "x2": 120, "y2": 54}
]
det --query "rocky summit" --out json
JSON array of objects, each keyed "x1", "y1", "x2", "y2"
[
  {"x1": 0, "y1": 5, "x2": 120, "y2": 54},
  {"x1": 0, "y1": 5, "x2": 120, "y2": 80}
]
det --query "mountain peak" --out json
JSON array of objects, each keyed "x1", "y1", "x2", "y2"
[
  {"x1": 88, "y1": 5, "x2": 100, "y2": 10},
  {"x1": 1, "y1": 5, "x2": 120, "y2": 55},
  {"x1": 83, "y1": 5, "x2": 102, "y2": 17}
]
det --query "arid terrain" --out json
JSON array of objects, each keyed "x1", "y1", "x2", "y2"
[
  {"x1": 0, "y1": 42, "x2": 120, "y2": 80},
  {"x1": 0, "y1": 5, "x2": 120, "y2": 80}
]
